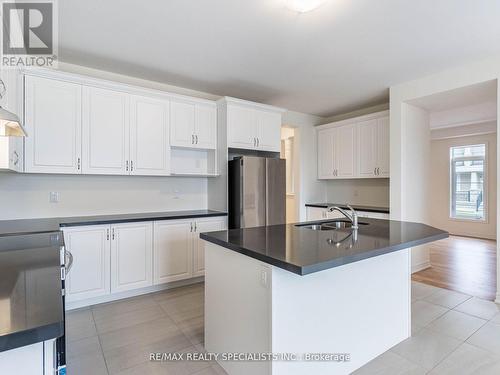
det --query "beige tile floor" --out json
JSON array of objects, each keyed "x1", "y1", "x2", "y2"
[{"x1": 67, "y1": 281, "x2": 500, "y2": 375}]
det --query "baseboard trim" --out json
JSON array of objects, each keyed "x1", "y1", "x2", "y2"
[
  {"x1": 66, "y1": 276, "x2": 204, "y2": 310},
  {"x1": 495, "y1": 293, "x2": 500, "y2": 305},
  {"x1": 411, "y1": 261, "x2": 431, "y2": 274}
]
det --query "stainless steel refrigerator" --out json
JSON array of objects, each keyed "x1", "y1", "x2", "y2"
[{"x1": 228, "y1": 156, "x2": 286, "y2": 229}]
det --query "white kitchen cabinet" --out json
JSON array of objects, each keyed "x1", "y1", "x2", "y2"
[
  {"x1": 317, "y1": 127, "x2": 335, "y2": 179},
  {"x1": 317, "y1": 111, "x2": 389, "y2": 180},
  {"x1": 193, "y1": 217, "x2": 227, "y2": 277},
  {"x1": 24, "y1": 76, "x2": 82, "y2": 174},
  {"x1": 110, "y1": 222, "x2": 153, "y2": 293},
  {"x1": 317, "y1": 123, "x2": 356, "y2": 179},
  {"x1": 154, "y1": 220, "x2": 194, "y2": 284},
  {"x1": 377, "y1": 116, "x2": 390, "y2": 177},
  {"x1": 357, "y1": 119, "x2": 378, "y2": 177},
  {"x1": 63, "y1": 225, "x2": 111, "y2": 302},
  {"x1": 335, "y1": 123, "x2": 356, "y2": 178},
  {"x1": 0, "y1": 342, "x2": 43, "y2": 375},
  {"x1": 256, "y1": 110, "x2": 282, "y2": 152},
  {"x1": 130, "y1": 95, "x2": 170, "y2": 176},
  {"x1": 194, "y1": 103, "x2": 217, "y2": 149},
  {"x1": 226, "y1": 104, "x2": 257, "y2": 149},
  {"x1": 170, "y1": 99, "x2": 216, "y2": 149},
  {"x1": 82, "y1": 86, "x2": 130, "y2": 175},
  {"x1": 0, "y1": 136, "x2": 23, "y2": 172},
  {"x1": 358, "y1": 116, "x2": 390, "y2": 178},
  {"x1": 223, "y1": 98, "x2": 284, "y2": 152}
]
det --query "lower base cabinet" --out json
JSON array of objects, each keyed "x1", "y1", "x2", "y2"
[
  {"x1": 63, "y1": 224, "x2": 111, "y2": 303},
  {"x1": 154, "y1": 220, "x2": 193, "y2": 284},
  {"x1": 111, "y1": 222, "x2": 153, "y2": 293},
  {"x1": 63, "y1": 216, "x2": 227, "y2": 306}
]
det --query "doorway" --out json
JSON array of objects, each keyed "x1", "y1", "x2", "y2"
[{"x1": 406, "y1": 81, "x2": 498, "y2": 300}]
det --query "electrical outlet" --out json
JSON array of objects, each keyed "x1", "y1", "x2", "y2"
[
  {"x1": 260, "y1": 269, "x2": 268, "y2": 288},
  {"x1": 49, "y1": 191, "x2": 60, "y2": 203}
]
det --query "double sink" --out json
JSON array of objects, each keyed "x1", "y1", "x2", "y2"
[{"x1": 297, "y1": 220, "x2": 368, "y2": 231}]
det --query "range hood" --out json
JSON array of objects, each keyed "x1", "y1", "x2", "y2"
[{"x1": 0, "y1": 106, "x2": 26, "y2": 137}]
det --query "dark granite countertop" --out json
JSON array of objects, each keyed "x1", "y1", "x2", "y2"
[
  {"x1": 306, "y1": 203, "x2": 390, "y2": 214},
  {"x1": 200, "y1": 218, "x2": 447, "y2": 275},
  {"x1": 0, "y1": 232, "x2": 64, "y2": 352},
  {"x1": 0, "y1": 210, "x2": 227, "y2": 237}
]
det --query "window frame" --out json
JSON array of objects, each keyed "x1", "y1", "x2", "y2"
[{"x1": 449, "y1": 142, "x2": 488, "y2": 223}]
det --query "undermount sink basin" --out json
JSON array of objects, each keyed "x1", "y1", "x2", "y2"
[{"x1": 298, "y1": 221, "x2": 368, "y2": 231}]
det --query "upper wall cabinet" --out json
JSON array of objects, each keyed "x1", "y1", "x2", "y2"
[
  {"x1": 24, "y1": 76, "x2": 82, "y2": 174},
  {"x1": 21, "y1": 69, "x2": 217, "y2": 177},
  {"x1": 130, "y1": 95, "x2": 170, "y2": 176},
  {"x1": 82, "y1": 87, "x2": 130, "y2": 175},
  {"x1": 317, "y1": 111, "x2": 389, "y2": 180},
  {"x1": 221, "y1": 97, "x2": 285, "y2": 153},
  {"x1": 170, "y1": 99, "x2": 216, "y2": 150}
]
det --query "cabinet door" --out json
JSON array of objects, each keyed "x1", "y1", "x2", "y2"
[
  {"x1": 82, "y1": 87, "x2": 129, "y2": 175},
  {"x1": 357, "y1": 119, "x2": 377, "y2": 177},
  {"x1": 130, "y1": 95, "x2": 170, "y2": 176},
  {"x1": 194, "y1": 104, "x2": 217, "y2": 149},
  {"x1": 227, "y1": 105, "x2": 257, "y2": 149},
  {"x1": 317, "y1": 127, "x2": 335, "y2": 179},
  {"x1": 306, "y1": 207, "x2": 327, "y2": 221},
  {"x1": 110, "y1": 222, "x2": 153, "y2": 293},
  {"x1": 257, "y1": 110, "x2": 281, "y2": 152},
  {"x1": 335, "y1": 124, "x2": 356, "y2": 178},
  {"x1": 63, "y1": 225, "x2": 111, "y2": 302},
  {"x1": 24, "y1": 76, "x2": 82, "y2": 174},
  {"x1": 153, "y1": 220, "x2": 193, "y2": 284},
  {"x1": 377, "y1": 116, "x2": 390, "y2": 177},
  {"x1": 170, "y1": 100, "x2": 195, "y2": 148},
  {"x1": 193, "y1": 218, "x2": 227, "y2": 277}
]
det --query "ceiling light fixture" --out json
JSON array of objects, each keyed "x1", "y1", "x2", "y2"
[{"x1": 285, "y1": 0, "x2": 326, "y2": 13}]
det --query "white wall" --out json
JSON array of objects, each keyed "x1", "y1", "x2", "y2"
[
  {"x1": 430, "y1": 132, "x2": 497, "y2": 240},
  {"x1": 389, "y1": 55, "x2": 500, "y2": 302},
  {"x1": 0, "y1": 173, "x2": 207, "y2": 219},
  {"x1": 325, "y1": 179, "x2": 390, "y2": 207},
  {"x1": 282, "y1": 111, "x2": 326, "y2": 221}
]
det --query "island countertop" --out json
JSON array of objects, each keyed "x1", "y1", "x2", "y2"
[
  {"x1": 200, "y1": 218, "x2": 448, "y2": 275},
  {"x1": 0, "y1": 232, "x2": 64, "y2": 352}
]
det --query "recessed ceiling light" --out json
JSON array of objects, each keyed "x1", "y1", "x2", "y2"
[{"x1": 285, "y1": 0, "x2": 326, "y2": 13}]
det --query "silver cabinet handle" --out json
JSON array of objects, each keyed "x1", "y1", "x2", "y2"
[
  {"x1": 377, "y1": 167, "x2": 380, "y2": 175},
  {"x1": 131, "y1": 160, "x2": 134, "y2": 171},
  {"x1": 253, "y1": 138, "x2": 256, "y2": 147},
  {"x1": 77, "y1": 157, "x2": 81, "y2": 170},
  {"x1": 195, "y1": 135, "x2": 198, "y2": 144},
  {"x1": 126, "y1": 160, "x2": 129, "y2": 171},
  {"x1": 374, "y1": 167, "x2": 377, "y2": 175},
  {"x1": 12, "y1": 150, "x2": 19, "y2": 166},
  {"x1": 256, "y1": 138, "x2": 260, "y2": 147},
  {"x1": 112, "y1": 228, "x2": 115, "y2": 240},
  {"x1": 106, "y1": 229, "x2": 110, "y2": 240},
  {"x1": 191, "y1": 134, "x2": 194, "y2": 144},
  {"x1": 65, "y1": 250, "x2": 74, "y2": 274},
  {"x1": 190, "y1": 222, "x2": 193, "y2": 232},
  {"x1": 194, "y1": 222, "x2": 197, "y2": 232}
]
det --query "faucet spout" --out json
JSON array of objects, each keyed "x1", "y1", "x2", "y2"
[{"x1": 326, "y1": 204, "x2": 359, "y2": 229}]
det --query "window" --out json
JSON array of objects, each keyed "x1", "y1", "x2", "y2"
[{"x1": 450, "y1": 144, "x2": 486, "y2": 220}]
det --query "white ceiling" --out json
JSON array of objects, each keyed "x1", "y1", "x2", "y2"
[{"x1": 59, "y1": 0, "x2": 500, "y2": 117}]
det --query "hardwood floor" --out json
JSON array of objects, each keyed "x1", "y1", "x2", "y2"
[{"x1": 412, "y1": 235, "x2": 497, "y2": 301}]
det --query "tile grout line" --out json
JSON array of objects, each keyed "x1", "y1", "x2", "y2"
[{"x1": 90, "y1": 307, "x2": 111, "y2": 375}]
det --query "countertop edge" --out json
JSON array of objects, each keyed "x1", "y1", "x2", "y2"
[
  {"x1": 200, "y1": 230, "x2": 448, "y2": 276},
  {"x1": 59, "y1": 211, "x2": 228, "y2": 228},
  {"x1": 0, "y1": 320, "x2": 64, "y2": 353}
]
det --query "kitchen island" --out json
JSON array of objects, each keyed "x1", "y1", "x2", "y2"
[{"x1": 200, "y1": 218, "x2": 447, "y2": 375}]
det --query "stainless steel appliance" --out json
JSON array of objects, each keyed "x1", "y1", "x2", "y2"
[{"x1": 228, "y1": 156, "x2": 286, "y2": 229}]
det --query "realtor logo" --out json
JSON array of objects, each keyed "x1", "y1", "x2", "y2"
[{"x1": 1, "y1": 0, "x2": 57, "y2": 68}]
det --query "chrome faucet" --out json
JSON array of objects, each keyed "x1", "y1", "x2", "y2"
[{"x1": 326, "y1": 204, "x2": 359, "y2": 229}]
